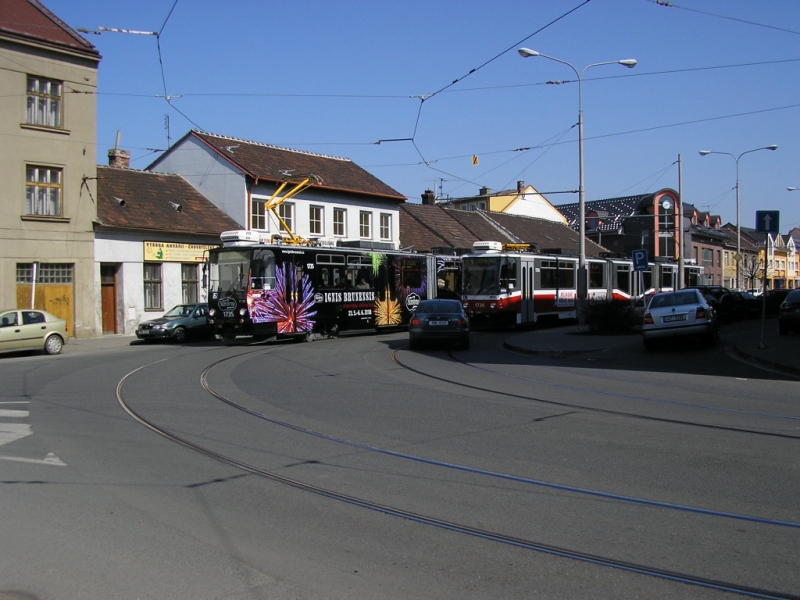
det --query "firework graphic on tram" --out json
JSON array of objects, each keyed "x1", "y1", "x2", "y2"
[
  {"x1": 207, "y1": 230, "x2": 437, "y2": 342},
  {"x1": 460, "y1": 241, "x2": 703, "y2": 328}
]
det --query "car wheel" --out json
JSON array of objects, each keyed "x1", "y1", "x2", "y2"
[
  {"x1": 172, "y1": 327, "x2": 187, "y2": 343},
  {"x1": 643, "y1": 338, "x2": 656, "y2": 351},
  {"x1": 460, "y1": 338, "x2": 470, "y2": 350},
  {"x1": 409, "y1": 339, "x2": 419, "y2": 351},
  {"x1": 706, "y1": 330, "x2": 718, "y2": 347},
  {"x1": 779, "y1": 323, "x2": 788, "y2": 336},
  {"x1": 44, "y1": 334, "x2": 64, "y2": 355}
]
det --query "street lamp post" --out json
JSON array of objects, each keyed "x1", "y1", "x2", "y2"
[
  {"x1": 518, "y1": 48, "x2": 636, "y2": 324},
  {"x1": 699, "y1": 145, "x2": 778, "y2": 290}
]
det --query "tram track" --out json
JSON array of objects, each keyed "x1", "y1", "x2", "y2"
[
  {"x1": 389, "y1": 344, "x2": 800, "y2": 440},
  {"x1": 115, "y1": 346, "x2": 800, "y2": 600}
]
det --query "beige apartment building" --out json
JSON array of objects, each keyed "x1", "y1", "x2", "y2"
[{"x1": 0, "y1": 0, "x2": 101, "y2": 337}]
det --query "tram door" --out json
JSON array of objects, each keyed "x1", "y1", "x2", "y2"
[{"x1": 521, "y1": 258, "x2": 534, "y2": 322}]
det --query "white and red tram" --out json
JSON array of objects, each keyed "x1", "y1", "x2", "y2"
[{"x1": 460, "y1": 241, "x2": 702, "y2": 327}]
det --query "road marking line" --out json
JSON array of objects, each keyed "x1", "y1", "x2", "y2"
[
  {"x1": 0, "y1": 423, "x2": 32, "y2": 447},
  {"x1": 0, "y1": 452, "x2": 66, "y2": 466},
  {"x1": 0, "y1": 409, "x2": 29, "y2": 418}
]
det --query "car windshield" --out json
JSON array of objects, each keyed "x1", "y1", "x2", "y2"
[
  {"x1": 649, "y1": 291, "x2": 699, "y2": 309},
  {"x1": 416, "y1": 300, "x2": 462, "y2": 314},
  {"x1": 785, "y1": 290, "x2": 800, "y2": 302},
  {"x1": 164, "y1": 305, "x2": 195, "y2": 317}
]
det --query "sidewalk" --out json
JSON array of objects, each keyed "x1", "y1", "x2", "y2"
[{"x1": 503, "y1": 317, "x2": 800, "y2": 378}]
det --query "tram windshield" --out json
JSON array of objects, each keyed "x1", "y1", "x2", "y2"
[
  {"x1": 209, "y1": 249, "x2": 252, "y2": 295},
  {"x1": 463, "y1": 256, "x2": 500, "y2": 295}
]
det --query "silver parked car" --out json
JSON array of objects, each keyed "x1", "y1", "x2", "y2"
[
  {"x1": 0, "y1": 309, "x2": 68, "y2": 355},
  {"x1": 642, "y1": 289, "x2": 718, "y2": 350}
]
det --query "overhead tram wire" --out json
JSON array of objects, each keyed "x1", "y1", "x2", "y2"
[
  {"x1": 370, "y1": 0, "x2": 593, "y2": 166},
  {"x1": 645, "y1": 0, "x2": 800, "y2": 37}
]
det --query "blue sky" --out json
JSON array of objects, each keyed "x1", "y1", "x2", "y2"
[{"x1": 48, "y1": 0, "x2": 800, "y2": 233}]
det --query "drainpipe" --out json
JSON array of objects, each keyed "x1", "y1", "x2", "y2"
[{"x1": 30, "y1": 261, "x2": 39, "y2": 309}]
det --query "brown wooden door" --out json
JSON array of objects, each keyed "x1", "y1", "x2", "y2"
[{"x1": 101, "y1": 265, "x2": 117, "y2": 334}]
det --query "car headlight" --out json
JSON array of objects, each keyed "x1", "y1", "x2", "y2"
[{"x1": 152, "y1": 324, "x2": 164, "y2": 330}]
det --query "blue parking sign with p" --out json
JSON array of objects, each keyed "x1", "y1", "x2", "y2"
[{"x1": 632, "y1": 249, "x2": 649, "y2": 271}]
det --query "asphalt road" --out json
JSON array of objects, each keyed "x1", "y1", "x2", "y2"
[{"x1": 0, "y1": 331, "x2": 798, "y2": 600}]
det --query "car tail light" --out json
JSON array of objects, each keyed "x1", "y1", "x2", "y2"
[
  {"x1": 457, "y1": 317, "x2": 467, "y2": 327},
  {"x1": 644, "y1": 312, "x2": 654, "y2": 325},
  {"x1": 696, "y1": 306, "x2": 707, "y2": 319},
  {"x1": 411, "y1": 318, "x2": 420, "y2": 326}
]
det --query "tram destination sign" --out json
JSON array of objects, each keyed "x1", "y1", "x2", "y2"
[{"x1": 144, "y1": 241, "x2": 217, "y2": 263}]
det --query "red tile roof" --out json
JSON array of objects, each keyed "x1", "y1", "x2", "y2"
[
  {"x1": 153, "y1": 131, "x2": 406, "y2": 202},
  {"x1": 0, "y1": 0, "x2": 99, "y2": 59},
  {"x1": 96, "y1": 166, "x2": 241, "y2": 236}
]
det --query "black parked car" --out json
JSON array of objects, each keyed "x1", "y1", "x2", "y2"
[
  {"x1": 684, "y1": 286, "x2": 739, "y2": 322},
  {"x1": 730, "y1": 291, "x2": 761, "y2": 319},
  {"x1": 764, "y1": 288, "x2": 792, "y2": 317},
  {"x1": 409, "y1": 299, "x2": 470, "y2": 350},
  {"x1": 136, "y1": 303, "x2": 214, "y2": 343},
  {"x1": 778, "y1": 289, "x2": 800, "y2": 335}
]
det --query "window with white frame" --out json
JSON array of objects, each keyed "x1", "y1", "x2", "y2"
[
  {"x1": 26, "y1": 76, "x2": 62, "y2": 128},
  {"x1": 182, "y1": 264, "x2": 198, "y2": 304},
  {"x1": 309, "y1": 205, "x2": 324, "y2": 236},
  {"x1": 333, "y1": 208, "x2": 346, "y2": 236},
  {"x1": 251, "y1": 198, "x2": 267, "y2": 230},
  {"x1": 379, "y1": 213, "x2": 391, "y2": 240},
  {"x1": 25, "y1": 165, "x2": 62, "y2": 217},
  {"x1": 359, "y1": 211, "x2": 372, "y2": 239},
  {"x1": 278, "y1": 202, "x2": 294, "y2": 233},
  {"x1": 144, "y1": 263, "x2": 163, "y2": 310}
]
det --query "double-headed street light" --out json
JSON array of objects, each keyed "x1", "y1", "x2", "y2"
[
  {"x1": 699, "y1": 145, "x2": 778, "y2": 290},
  {"x1": 518, "y1": 48, "x2": 636, "y2": 324}
]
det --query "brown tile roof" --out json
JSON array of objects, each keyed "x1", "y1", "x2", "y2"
[
  {"x1": 96, "y1": 166, "x2": 241, "y2": 236},
  {"x1": 154, "y1": 131, "x2": 406, "y2": 202},
  {"x1": 479, "y1": 211, "x2": 608, "y2": 257},
  {"x1": 399, "y1": 204, "x2": 479, "y2": 252},
  {"x1": 0, "y1": 0, "x2": 100, "y2": 59},
  {"x1": 400, "y1": 204, "x2": 607, "y2": 256}
]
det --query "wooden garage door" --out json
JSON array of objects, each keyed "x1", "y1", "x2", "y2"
[{"x1": 16, "y1": 263, "x2": 74, "y2": 336}]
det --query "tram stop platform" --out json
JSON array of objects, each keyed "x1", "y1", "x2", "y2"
[{"x1": 503, "y1": 317, "x2": 800, "y2": 379}]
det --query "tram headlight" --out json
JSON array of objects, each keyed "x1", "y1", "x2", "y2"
[
  {"x1": 238, "y1": 307, "x2": 247, "y2": 316},
  {"x1": 208, "y1": 308, "x2": 216, "y2": 317}
]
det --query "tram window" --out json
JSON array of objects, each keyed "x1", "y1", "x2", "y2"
[
  {"x1": 588, "y1": 263, "x2": 605, "y2": 288},
  {"x1": 660, "y1": 267, "x2": 674, "y2": 289},
  {"x1": 348, "y1": 267, "x2": 373, "y2": 288},
  {"x1": 615, "y1": 265, "x2": 631, "y2": 295},
  {"x1": 539, "y1": 261, "x2": 558, "y2": 289},
  {"x1": 558, "y1": 264, "x2": 575, "y2": 288},
  {"x1": 318, "y1": 266, "x2": 345, "y2": 289},
  {"x1": 250, "y1": 249, "x2": 275, "y2": 291},
  {"x1": 400, "y1": 262, "x2": 421, "y2": 289},
  {"x1": 500, "y1": 258, "x2": 518, "y2": 291}
]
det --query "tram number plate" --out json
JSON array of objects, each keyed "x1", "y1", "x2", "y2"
[
  {"x1": 429, "y1": 320, "x2": 448, "y2": 326},
  {"x1": 662, "y1": 314, "x2": 686, "y2": 323},
  {"x1": 223, "y1": 311, "x2": 234, "y2": 318}
]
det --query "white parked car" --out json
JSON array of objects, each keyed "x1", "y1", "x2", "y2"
[
  {"x1": 642, "y1": 289, "x2": 718, "y2": 350},
  {"x1": 0, "y1": 309, "x2": 68, "y2": 355}
]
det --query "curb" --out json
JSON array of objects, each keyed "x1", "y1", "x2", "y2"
[
  {"x1": 501, "y1": 340, "x2": 609, "y2": 358},
  {"x1": 726, "y1": 342, "x2": 800, "y2": 379}
]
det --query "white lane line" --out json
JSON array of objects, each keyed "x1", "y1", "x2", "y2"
[
  {"x1": 0, "y1": 423, "x2": 32, "y2": 447},
  {"x1": 0, "y1": 401, "x2": 30, "y2": 404},
  {"x1": 0, "y1": 452, "x2": 66, "y2": 466},
  {"x1": 0, "y1": 409, "x2": 29, "y2": 418}
]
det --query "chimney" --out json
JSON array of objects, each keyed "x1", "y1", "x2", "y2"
[
  {"x1": 421, "y1": 189, "x2": 437, "y2": 205},
  {"x1": 517, "y1": 180, "x2": 525, "y2": 193},
  {"x1": 479, "y1": 186, "x2": 490, "y2": 197},
  {"x1": 107, "y1": 130, "x2": 130, "y2": 168}
]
